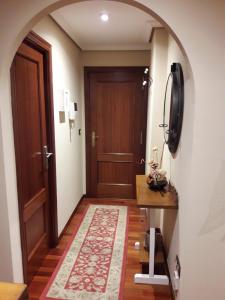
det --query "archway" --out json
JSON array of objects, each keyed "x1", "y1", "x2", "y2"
[
  {"x1": 0, "y1": 0, "x2": 196, "y2": 288},
  {"x1": 2, "y1": 1, "x2": 225, "y2": 300},
  {"x1": 1, "y1": 0, "x2": 192, "y2": 74}
]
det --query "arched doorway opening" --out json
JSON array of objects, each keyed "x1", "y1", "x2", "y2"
[{"x1": 0, "y1": 0, "x2": 195, "y2": 289}]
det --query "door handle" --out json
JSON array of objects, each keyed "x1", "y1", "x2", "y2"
[
  {"x1": 91, "y1": 131, "x2": 99, "y2": 148},
  {"x1": 140, "y1": 131, "x2": 143, "y2": 145},
  {"x1": 43, "y1": 145, "x2": 53, "y2": 170},
  {"x1": 138, "y1": 158, "x2": 145, "y2": 165}
]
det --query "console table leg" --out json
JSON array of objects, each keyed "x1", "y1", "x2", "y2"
[
  {"x1": 149, "y1": 227, "x2": 155, "y2": 276},
  {"x1": 134, "y1": 215, "x2": 169, "y2": 286}
]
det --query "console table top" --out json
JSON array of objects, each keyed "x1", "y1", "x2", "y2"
[{"x1": 136, "y1": 175, "x2": 178, "y2": 209}]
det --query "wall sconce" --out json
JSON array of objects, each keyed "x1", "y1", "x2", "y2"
[
  {"x1": 143, "y1": 80, "x2": 148, "y2": 86},
  {"x1": 142, "y1": 77, "x2": 153, "y2": 87},
  {"x1": 142, "y1": 67, "x2": 153, "y2": 88}
]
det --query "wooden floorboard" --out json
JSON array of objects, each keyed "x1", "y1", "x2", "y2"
[{"x1": 28, "y1": 198, "x2": 172, "y2": 300}]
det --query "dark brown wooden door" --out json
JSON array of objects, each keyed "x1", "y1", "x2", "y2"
[
  {"x1": 11, "y1": 41, "x2": 52, "y2": 283},
  {"x1": 85, "y1": 67, "x2": 148, "y2": 198}
]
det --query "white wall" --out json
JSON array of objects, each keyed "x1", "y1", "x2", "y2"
[
  {"x1": 0, "y1": 2, "x2": 225, "y2": 300},
  {"x1": 163, "y1": 34, "x2": 195, "y2": 300},
  {"x1": 145, "y1": 29, "x2": 168, "y2": 229},
  {"x1": 33, "y1": 16, "x2": 84, "y2": 235},
  {"x1": 0, "y1": 135, "x2": 13, "y2": 280},
  {"x1": 82, "y1": 50, "x2": 150, "y2": 66},
  {"x1": 146, "y1": 29, "x2": 195, "y2": 296},
  {"x1": 146, "y1": 29, "x2": 168, "y2": 169}
]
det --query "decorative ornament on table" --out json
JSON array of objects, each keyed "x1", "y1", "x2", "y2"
[{"x1": 147, "y1": 146, "x2": 168, "y2": 191}]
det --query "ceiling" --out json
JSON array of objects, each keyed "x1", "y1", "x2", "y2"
[{"x1": 51, "y1": 0, "x2": 162, "y2": 51}]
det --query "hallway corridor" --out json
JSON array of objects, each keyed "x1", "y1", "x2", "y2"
[{"x1": 28, "y1": 198, "x2": 172, "y2": 300}]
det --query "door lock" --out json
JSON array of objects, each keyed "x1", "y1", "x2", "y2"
[{"x1": 91, "y1": 131, "x2": 99, "y2": 148}]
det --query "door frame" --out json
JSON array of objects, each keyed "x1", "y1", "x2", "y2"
[
  {"x1": 84, "y1": 66, "x2": 148, "y2": 197},
  {"x1": 11, "y1": 31, "x2": 58, "y2": 282}
]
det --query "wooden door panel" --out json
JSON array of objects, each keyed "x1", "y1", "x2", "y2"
[
  {"x1": 23, "y1": 189, "x2": 46, "y2": 222},
  {"x1": 98, "y1": 162, "x2": 133, "y2": 184},
  {"x1": 14, "y1": 52, "x2": 46, "y2": 204},
  {"x1": 93, "y1": 74, "x2": 136, "y2": 198},
  {"x1": 97, "y1": 153, "x2": 133, "y2": 162},
  {"x1": 95, "y1": 80, "x2": 135, "y2": 153},
  {"x1": 11, "y1": 41, "x2": 49, "y2": 283},
  {"x1": 26, "y1": 206, "x2": 46, "y2": 255},
  {"x1": 97, "y1": 183, "x2": 133, "y2": 198},
  {"x1": 86, "y1": 68, "x2": 148, "y2": 199}
]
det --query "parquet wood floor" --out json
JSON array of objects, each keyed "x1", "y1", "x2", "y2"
[{"x1": 28, "y1": 198, "x2": 172, "y2": 300}]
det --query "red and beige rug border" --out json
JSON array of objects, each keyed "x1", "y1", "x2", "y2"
[{"x1": 40, "y1": 204, "x2": 129, "y2": 300}]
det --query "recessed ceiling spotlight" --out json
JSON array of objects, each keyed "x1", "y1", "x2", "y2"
[{"x1": 100, "y1": 13, "x2": 109, "y2": 22}]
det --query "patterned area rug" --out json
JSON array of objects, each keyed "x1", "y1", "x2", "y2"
[{"x1": 40, "y1": 205, "x2": 128, "y2": 300}]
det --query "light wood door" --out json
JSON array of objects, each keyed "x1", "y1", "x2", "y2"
[
  {"x1": 85, "y1": 67, "x2": 148, "y2": 199},
  {"x1": 11, "y1": 41, "x2": 51, "y2": 283}
]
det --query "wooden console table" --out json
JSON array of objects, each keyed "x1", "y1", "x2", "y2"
[{"x1": 134, "y1": 175, "x2": 178, "y2": 285}]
